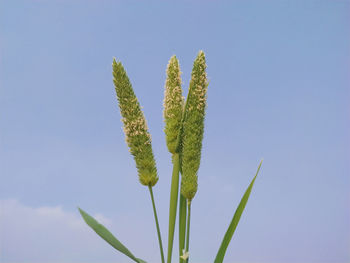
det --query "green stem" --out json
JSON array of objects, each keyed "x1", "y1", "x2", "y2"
[
  {"x1": 148, "y1": 185, "x2": 165, "y2": 263},
  {"x1": 179, "y1": 193, "x2": 187, "y2": 263},
  {"x1": 167, "y1": 153, "x2": 180, "y2": 263},
  {"x1": 185, "y1": 200, "x2": 191, "y2": 263}
]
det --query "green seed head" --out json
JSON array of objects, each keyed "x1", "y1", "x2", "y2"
[
  {"x1": 112, "y1": 59, "x2": 158, "y2": 186},
  {"x1": 163, "y1": 55, "x2": 184, "y2": 154},
  {"x1": 180, "y1": 51, "x2": 208, "y2": 200}
]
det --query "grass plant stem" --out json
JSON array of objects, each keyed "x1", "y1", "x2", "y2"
[
  {"x1": 179, "y1": 193, "x2": 187, "y2": 263},
  {"x1": 185, "y1": 200, "x2": 192, "y2": 263},
  {"x1": 167, "y1": 153, "x2": 180, "y2": 263},
  {"x1": 148, "y1": 185, "x2": 165, "y2": 263}
]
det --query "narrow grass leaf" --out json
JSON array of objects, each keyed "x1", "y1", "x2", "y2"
[
  {"x1": 78, "y1": 208, "x2": 146, "y2": 263},
  {"x1": 214, "y1": 160, "x2": 262, "y2": 263}
]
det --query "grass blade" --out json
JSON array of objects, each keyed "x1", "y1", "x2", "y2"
[
  {"x1": 214, "y1": 160, "x2": 262, "y2": 263},
  {"x1": 78, "y1": 207, "x2": 145, "y2": 263},
  {"x1": 167, "y1": 153, "x2": 180, "y2": 263}
]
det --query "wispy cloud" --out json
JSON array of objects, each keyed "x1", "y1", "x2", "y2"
[{"x1": 0, "y1": 199, "x2": 117, "y2": 263}]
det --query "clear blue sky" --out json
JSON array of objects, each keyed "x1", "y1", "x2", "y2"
[{"x1": 1, "y1": 1, "x2": 349, "y2": 263}]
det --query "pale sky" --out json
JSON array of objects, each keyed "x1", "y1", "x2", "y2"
[{"x1": 1, "y1": 1, "x2": 349, "y2": 263}]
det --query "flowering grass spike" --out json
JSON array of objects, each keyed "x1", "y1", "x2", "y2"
[
  {"x1": 112, "y1": 59, "x2": 158, "y2": 186},
  {"x1": 181, "y1": 51, "x2": 209, "y2": 201},
  {"x1": 164, "y1": 55, "x2": 184, "y2": 154}
]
